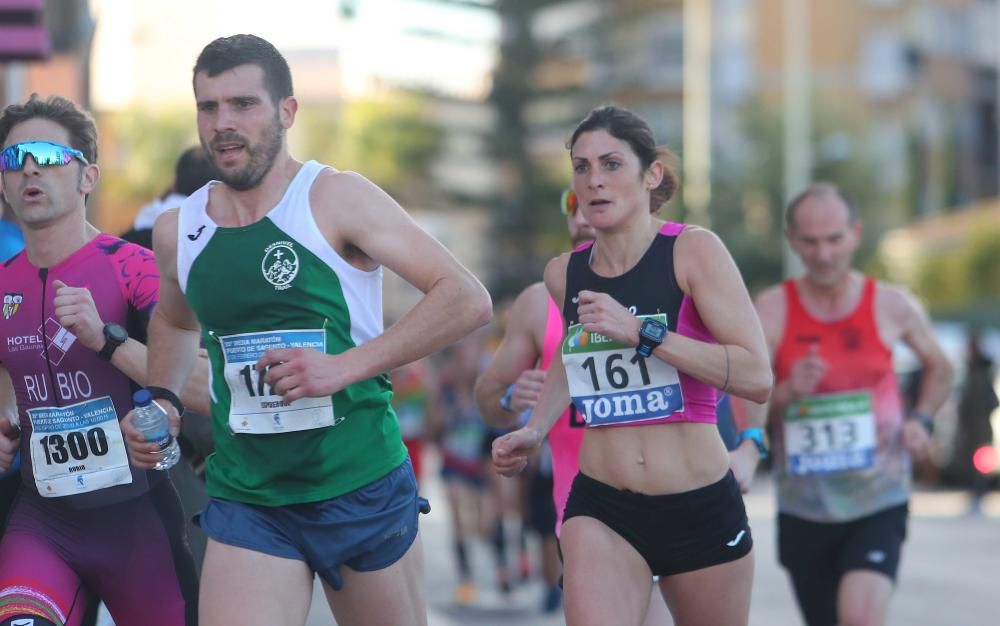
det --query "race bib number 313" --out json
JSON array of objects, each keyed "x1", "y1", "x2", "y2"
[
  {"x1": 562, "y1": 314, "x2": 683, "y2": 427},
  {"x1": 784, "y1": 391, "x2": 876, "y2": 475},
  {"x1": 220, "y1": 329, "x2": 336, "y2": 434}
]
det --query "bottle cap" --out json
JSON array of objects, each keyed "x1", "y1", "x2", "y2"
[{"x1": 132, "y1": 389, "x2": 152, "y2": 407}]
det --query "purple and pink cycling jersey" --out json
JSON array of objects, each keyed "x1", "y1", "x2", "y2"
[
  {"x1": 2, "y1": 234, "x2": 159, "y2": 506},
  {"x1": 0, "y1": 235, "x2": 197, "y2": 625}
]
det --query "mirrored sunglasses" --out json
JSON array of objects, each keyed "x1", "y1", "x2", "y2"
[
  {"x1": 0, "y1": 141, "x2": 89, "y2": 172},
  {"x1": 560, "y1": 189, "x2": 578, "y2": 216}
]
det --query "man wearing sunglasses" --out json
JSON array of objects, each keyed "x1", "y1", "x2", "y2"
[
  {"x1": 121, "y1": 34, "x2": 492, "y2": 626},
  {"x1": 0, "y1": 95, "x2": 210, "y2": 625}
]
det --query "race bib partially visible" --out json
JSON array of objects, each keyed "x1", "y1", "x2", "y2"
[
  {"x1": 394, "y1": 399, "x2": 426, "y2": 440},
  {"x1": 442, "y1": 419, "x2": 483, "y2": 462},
  {"x1": 220, "y1": 329, "x2": 336, "y2": 434},
  {"x1": 27, "y1": 396, "x2": 132, "y2": 497},
  {"x1": 562, "y1": 314, "x2": 684, "y2": 427},
  {"x1": 784, "y1": 391, "x2": 876, "y2": 475}
]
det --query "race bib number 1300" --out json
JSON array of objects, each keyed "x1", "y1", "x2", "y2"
[
  {"x1": 220, "y1": 329, "x2": 336, "y2": 434},
  {"x1": 27, "y1": 396, "x2": 132, "y2": 497}
]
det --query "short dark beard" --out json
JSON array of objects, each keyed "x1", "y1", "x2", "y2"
[{"x1": 211, "y1": 114, "x2": 283, "y2": 192}]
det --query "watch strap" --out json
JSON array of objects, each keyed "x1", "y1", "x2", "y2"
[
  {"x1": 499, "y1": 384, "x2": 516, "y2": 412},
  {"x1": 97, "y1": 323, "x2": 127, "y2": 361},
  {"x1": 146, "y1": 386, "x2": 185, "y2": 417},
  {"x1": 908, "y1": 411, "x2": 934, "y2": 433},
  {"x1": 739, "y1": 427, "x2": 769, "y2": 460},
  {"x1": 97, "y1": 340, "x2": 119, "y2": 361}
]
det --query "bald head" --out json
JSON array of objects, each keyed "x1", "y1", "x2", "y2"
[
  {"x1": 785, "y1": 183, "x2": 863, "y2": 288},
  {"x1": 785, "y1": 183, "x2": 857, "y2": 231}
]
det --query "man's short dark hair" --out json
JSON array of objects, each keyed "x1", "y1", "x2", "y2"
[
  {"x1": 193, "y1": 34, "x2": 293, "y2": 105},
  {"x1": 174, "y1": 146, "x2": 216, "y2": 196},
  {"x1": 0, "y1": 94, "x2": 98, "y2": 163},
  {"x1": 785, "y1": 182, "x2": 858, "y2": 229}
]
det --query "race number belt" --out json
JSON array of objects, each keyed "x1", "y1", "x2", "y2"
[
  {"x1": 27, "y1": 396, "x2": 132, "y2": 497},
  {"x1": 219, "y1": 329, "x2": 336, "y2": 434},
  {"x1": 562, "y1": 314, "x2": 684, "y2": 427},
  {"x1": 784, "y1": 391, "x2": 876, "y2": 475}
]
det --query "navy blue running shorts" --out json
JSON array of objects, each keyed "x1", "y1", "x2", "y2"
[{"x1": 196, "y1": 457, "x2": 430, "y2": 590}]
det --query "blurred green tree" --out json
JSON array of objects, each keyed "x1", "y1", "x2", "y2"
[
  {"x1": 707, "y1": 98, "x2": 891, "y2": 296},
  {"x1": 94, "y1": 108, "x2": 196, "y2": 233},
  {"x1": 94, "y1": 95, "x2": 442, "y2": 232},
  {"x1": 914, "y1": 223, "x2": 1000, "y2": 316},
  {"x1": 295, "y1": 95, "x2": 443, "y2": 207},
  {"x1": 485, "y1": 0, "x2": 567, "y2": 298}
]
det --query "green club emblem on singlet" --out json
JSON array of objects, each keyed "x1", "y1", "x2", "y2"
[{"x1": 261, "y1": 241, "x2": 299, "y2": 290}]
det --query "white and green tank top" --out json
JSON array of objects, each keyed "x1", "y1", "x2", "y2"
[{"x1": 177, "y1": 161, "x2": 406, "y2": 505}]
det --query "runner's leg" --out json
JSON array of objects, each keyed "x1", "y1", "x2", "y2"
[
  {"x1": 198, "y1": 539, "x2": 314, "y2": 626},
  {"x1": 659, "y1": 550, "x2": 754, "y2": 626},
  {"x1": 561, "y1": 516, "x2": 654, "y2": 626},
  {"x1": 323, "y1": 533, "x2": 427, "y2": 626}
]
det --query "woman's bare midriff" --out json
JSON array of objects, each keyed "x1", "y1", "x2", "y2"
[{"x1": 578, "y1": 421, "x2": 730, "y2": 495}]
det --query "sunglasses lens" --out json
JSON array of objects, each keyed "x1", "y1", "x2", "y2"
[
  {"x1": 0, "y1": 142, "x2": 80, "y2": 171},
  {"x1": 561, "y1": 190, "x2": 578, "y2": 216},
  {"x1": 0, "y1": 146, "x2": 20, "y2": 171},
  {"x1": 35, "y1": 146, "x2": 70, "y2": 167}
]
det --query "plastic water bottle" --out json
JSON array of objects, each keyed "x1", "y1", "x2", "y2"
[{"x1": 131, "y1": 389, "x2": 180, "y2": 470}]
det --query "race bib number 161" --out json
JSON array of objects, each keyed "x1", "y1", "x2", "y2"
[{"x1": 562, "y1": 314, "x2": 684, "y2": 427}]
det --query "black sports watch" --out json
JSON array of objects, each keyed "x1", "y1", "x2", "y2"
[
  {"x1": 636, "y1": 318, "x2": 668, "y2": 358},
  {"x1": 97, "y1": 323, "x2": 128, "y2": 361}
]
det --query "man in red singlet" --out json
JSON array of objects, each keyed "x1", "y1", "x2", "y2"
[{"x1": 750, "y1": 183, "x2": 953, "y2": 626}]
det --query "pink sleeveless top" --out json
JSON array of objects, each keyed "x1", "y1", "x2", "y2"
[{"x1": 541, "y1": 297, "x2": 585, "y2": 535}]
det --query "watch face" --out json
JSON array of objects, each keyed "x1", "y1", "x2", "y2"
[
  {"x1": 641, "y1": 320, "x2": 667, "y2": 342},
  {"x1": 105, "y1": 323, "x2": 128, "y2": 344}
]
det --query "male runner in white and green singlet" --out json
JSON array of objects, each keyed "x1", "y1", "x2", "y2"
[{"x1": 122, "y1": 34, "x2": 492, "y2": 626}]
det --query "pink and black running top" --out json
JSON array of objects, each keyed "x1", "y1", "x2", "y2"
[
  {"x1": 561, "y1": 222, "x2": 719, "y2": 427},
  {"x1": 0, "y1": 234, "x2": 162, "y2": 508}
]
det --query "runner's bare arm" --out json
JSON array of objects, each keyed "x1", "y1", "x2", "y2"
[
  {"x1": 263, "y1": 171, "x2": 491, "y2": 399},
  {"x1": 658, "y1": 227, "x2": 772, "y2": 403},
  {"x1": 730, "y1": 286, "x2": 784, "y2": 491},
  {"x1": 146, "y1": 210, "x2": 210, "y2": 416},
  {"x1": 521, "y1": 255, "x2": 573, "y2": 436},
  {"x1": 123, "y1": 211, "x2": 211, "y2": 468},
  {"x1": 883, "y1": 284, "x2": 954, "y2": 420},
  {"x1": 751, "y1": 284, "x2": 794, "y2": 425},
  {"x1": 475, "y1": 282, "x2": 549, "y2": 428},
  {"x1": 493, "y1": 256, "x2": 572, "y2": 475},
  {"x1": 51, "y1": 279, "x2": 149, "y2": 386},
  {"x1": 0, "y1": 365, "x2": 20, "y2": 471},
  {"x1": 0, "y1": 365, "x2": 17, "y2": 429}
]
